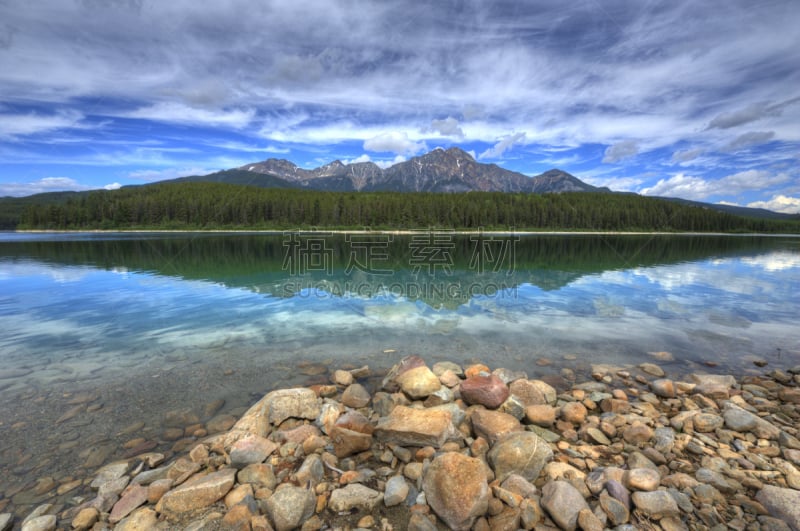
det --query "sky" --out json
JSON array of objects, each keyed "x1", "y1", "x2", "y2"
[{"x1": 0, "y1": 0, "x2": 798, "y2": 213}]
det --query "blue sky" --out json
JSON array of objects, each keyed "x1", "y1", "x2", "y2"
[{"x1": 0, "y1": 1, "x2": 798, "y2": 213}]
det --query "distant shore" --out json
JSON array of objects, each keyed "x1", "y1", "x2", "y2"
[{"x1": 10, "y1": 229, "x2": 800, "y2": 237}]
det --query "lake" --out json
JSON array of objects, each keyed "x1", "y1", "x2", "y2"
[{"x1": 1, "y1": 231, "x2": 799, "y2": 507}]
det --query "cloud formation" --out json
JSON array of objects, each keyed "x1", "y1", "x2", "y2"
[
  {"x1": 363, "y1": 132, "x2": 426, "y2": 156},
  {"x1": 602, "y1": 141, "x2": 639, "y2": 164},
  {"x1": 479, "y1": 132, "x2": 526, "y2": 159}
]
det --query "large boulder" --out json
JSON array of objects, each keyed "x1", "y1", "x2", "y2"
[
  {"x1": 487, "y1": 431, "x2": 553, "y2": 482},
  {"x1": 423, "y1": 452, "x2": 489, "y2": 530}
]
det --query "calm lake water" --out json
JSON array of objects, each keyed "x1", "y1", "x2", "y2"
[{"x1": 0, "y1": 231, "x2": 799, "y2": 507}]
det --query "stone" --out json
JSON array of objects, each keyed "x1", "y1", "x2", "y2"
[
  {"x1": 540, "y1": 481, "x2": 589, "y2": 531},
  {"x1": 622, "y1": 421, "x2": 653, "y2": 444},
  {"x1": 460, "y1": 374, "x2": 510, "y2": 409},
  {"x1": 329, "y1": 483, "x2": 384, "y2": 512},
  {"x1": 71, "y1": 507, "x2": 99, "y2": 530},
  {"x1": 156, "y1": 468, "x2": 236, "y2": 517},
  {"x1": 599, "y1": 492, "x2": 629, "y2": 525},
  {"x1": 408, "y1": 513, "x2": 438, "y2": 531},
  {"x1": 264, "y1": 485, "x2": 316, "y2": 531},
  {"x1": 21, "y1": 515, "x2": 56, "y2": 531},
  {"x1": 233, "y1": 388, "x2": 320, "y2": 437},
  {"x1": 509, "y1": 379, "x2": 547, "y2": 406},
  {"x1": 375, "y1": 405, "x2": 454, "y2": 448},
  {"x1": 230, "y1": 434, "x2": 278, "y2": 468},
  {"x1": 631, "y1": 490, "x2": 680, "y2": 519},
  {"x1": 384, "y1": 476, "x2": 410, "y2": 507},
  {"x1": 489, "y1": 506, "x2": 521, "y2": 530},
  {"x1": 423, "y1": 452, "x2": 489, "y2": 531},
  {"x1": 237, "y1": 463, "x2": 276, "y2": 489},
  {"x1": 755, "y1": 485, "x2": 800, "y2": 529},
  {"x1": 274, "y1": 424, "x2": 321, "y2": 445},
  {"x1": 0, "y1": 514, "x2": 11, "y2": 531},
  {"x1": 488, "y1": 431, "x2": 553, "y2": 483},
  {"x1": 341, "y1": 383, "x2": 371, "y2": 408},
  {"x1": 542, "y1": 462, "x2": 585, "y2": 483},
  {"x1": 332, "y1": 369, "x2": 353, "y2": 386},
  {"x1": 524, "y1": 404, "x2": 556, "y2": 426},
  {"x1": 577, "y1": 508, "x2": 604, "y2": 531},
  {"x1": 606, "y1": 479, "x2": 631, "y2": 508},
  {"x1": 650, "y1": 379, "x2": 675, "y2": 398},
  {"x1": 623, "y1": 468, "x2": 660, "y2": 491},
  {"x1": 560, "y1": 401, "x2": 588, "y2": 424},
  {"x1": 295, "y1": 454, "x2": 325, "y2": 487},
  {"x1": 383, "y1": 355, "x2": 428, "y2": 391},
  {"x1": 396, "y1": 366, "x2": 441, "y2": 399},
  {"x1": 471, "y1": 408, "x2": 523, "y2": 444},
  {"x1": 653, "y1": 427, "x2": 675, "y2": 453},
  {"x1": 690, "y1": 374, "x2": 735, "y2": 399},
  {"x1": 639, "y1": 363, "x2": 665, "y2": 377},
  {"x1": 723, "y1": 404, "x2": 781, "y2": 439},
  {"x1": 330, "y1": 410, "x2": 374, "y2": 457},
  {"x1": 109, "y1": 484, "x2": 148, "y2": 523},
  {"x1": 91, "y1": 461, "x2": 129, "y2": 489},
  {"x1": 586, "y1": 427, "x2": 611, "y2": 445},
  {"x1": 501, "y1": 474, "x2": 537, "y2": 499},
  {"x1": 693, "y1": 413, "x2": 724, "y2": 433},
  {"x1": 115, "y1": 507, "x2": 159, "y2": 531}
]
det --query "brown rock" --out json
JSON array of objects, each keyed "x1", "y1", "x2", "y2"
[
  {"x1": 330, "y1": 410, "x2": 374, "y2": 458},
  {"x1": 622, "y1": 421, "x2": 653, "y2": 444},
  {"x1": 508, "y1": 379, "x2": 546, "y2": 406},
  {"x1": 471, "y1": 409, "x2": 523, "y2": 444},
  {"x1": 525, "y1": 404, "x2": 556, "y2": 427},
  {"x1": 375, "y1": 405, "x2": 454, "y2": 448},
  {"x1": 229, "y1": 434, "x2": 278, "y2": 468},
  {"x1": 423, "y1": 452, "x2": 489, "y2": 530},
  {"x1": 560, "y1": 402, "x2": 588, "y2": 424},
  {"x1": 396, "y1": 366, "x2": 442, "y2": 399},
  {"x1": 71, "y1": 507, "x2": 99, "y2": 530},
  {"x1": 461, "y1": 375, "x2": 509, "y2": 409},
  {"x1": 650, "y1": 379, "x2": 675, "y2": 398},
  {"x1": 465, "y1": 363, "x2": 490, "y2": 378},
  {"x1": 341, "y1": 383, "x2": 371, "y2": 408},
  {"x1": 156, "y1": 468, "x2": 236, "y2": 517},
  {"x1": 488, "y1": 431, "x2": 553, "y2": 482}
]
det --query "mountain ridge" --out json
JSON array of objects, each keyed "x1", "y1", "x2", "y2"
[{"x1": 227, "y1": 147, "x2": 608, "y2": 194}]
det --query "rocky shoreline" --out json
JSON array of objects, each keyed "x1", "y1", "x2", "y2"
[{"x1": 2, "y1": 356, "x2": 800, "y2": 531}]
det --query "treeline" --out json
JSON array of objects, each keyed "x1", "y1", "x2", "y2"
[{"x1": 18, "y1": 181, "x2": 800, "y2": 232}]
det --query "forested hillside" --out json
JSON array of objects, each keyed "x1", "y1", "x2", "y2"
[{"x1": 18, "y1": 181, "x2": 800, "y2": 232}]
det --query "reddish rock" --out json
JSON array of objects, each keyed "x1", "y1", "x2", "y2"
[
  {"x1": 330, "y1": 410, "x2": 373, "y2": 458},
  {"x1": 460, "y1": 375, "x2": 509, "y2": 409},
  {"x1": 156, "y1": 468, "x2": 236, "y2": 517},
  {"x1": 109, "y1": 484, "x2": 149, "y2": 523},
  {"x1": 470, "y1": 409, "x2": 523, "y2": 444}
]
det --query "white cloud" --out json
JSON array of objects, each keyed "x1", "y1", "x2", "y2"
[
  {"x1": 0, "y1": 177, "x2": 93, "y2": 197},
  {"x1": 127, "y1": 103, "x2": 256, "y2": 129},
  {"x1": 0, "y1": 110, "x2": 86, "y2": 139},
  {"x1": 363, "y1": 132, "x2": 426, "y2": 156},
  {"x1": 427, "y1": 117, "x2": 464, "y2": 138},
  {"x1": 209, "y1": 141, "x2": 290, "y2": 154},
  {"x1": 343, "y1": 154, "x2": 372, "y2": 164},
  {"x1": 104, "y1": 182, "x2": 122, "y2": 190},
  {"x1": 479, "y1": 132, "x2": 526, "y2": 159},
  {"x1": 723, "y1": 131, "x2": 775, "y2": 151},
  {"x1": 671, "y1": 148, "x2": 703, "y2": 163},
  {"x1": 640, "y1": 173, "x2": 710, "y2": 200},
  {"x1": 375, "y1": 155, "x2": 406, "y2": 169},
  {"x1": 602, "y1": 140, "x2": 639, "y2": 163},
  {"x1": 746, "y1": 195, "x2": 800, "y2": 214},
  {"x1": 640, "y1": 170, "x2": 790, "y2": 200}
]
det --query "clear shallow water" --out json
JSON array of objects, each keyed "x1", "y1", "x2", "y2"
[{"x1": 0, "y1": 232, "x2": 799, "y2": 508}]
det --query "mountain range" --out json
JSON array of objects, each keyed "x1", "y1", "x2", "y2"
[{"x1": 171, "y1": 147, "x2": 609, "y2": 194}]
